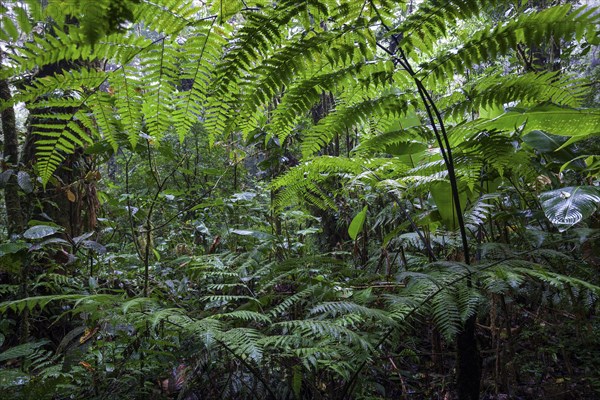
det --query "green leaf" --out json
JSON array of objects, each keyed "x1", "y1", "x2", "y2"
[
  {"x1": 485, "y1": 105, "x2": 600, "y2": 140},
  {"x1": 430, "y1": 182, "x2": 469, "y2": 231},
  {"x1": 539, "y1": 186, "x2": 600, "y2": 232},
  {"x1": 23, "y1": 225, "x2": 60, "y2": 240},
  {"x1": 522, "y1": 130, "x2": 568, "y2": 153},
  {"x1": 0, "y1": 242, "x2": 29, "y2": 256},
  {"x1": 16, "y1": 171, "x2": 33, "y2": 194},
  {"x1": 0, "y1": 340, "x2": 48, "y2": 362},
  {"x1": 81, "y1": 240, "x2": 107, "y2": 254},
  {"x1": 348, "y1": 206, "x2": 368, "y2": 240},
  {"x1": 292, "y1": 365, "x2": 302, "y2": 399}
]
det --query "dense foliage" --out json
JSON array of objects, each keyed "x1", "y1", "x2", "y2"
[{"x1": 1, "y1": 0, "x2": 599, "y2": 399}]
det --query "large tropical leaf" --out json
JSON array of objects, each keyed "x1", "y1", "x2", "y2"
[
  {"x1": 539, "y1": 186, "x2": 600, "y2": 232},
  {"x1": 484, "y1": 105, "x2": 600, "y2": 146},
  {"x1": 348, "y1": 206, "x2": 368, "y2": 240}
]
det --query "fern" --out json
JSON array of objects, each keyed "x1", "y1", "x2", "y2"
[
  {"x1": 133, "y1": 0, "x2": 200, "y2": 35},
  {"x1": 272, "y1": 320, "x2": 371, "y2": 350},
  {"x1": 445, "y1": 71, "x2": 588, "y2": 119},
  {"x1": 173, "y1": 18, "x2": 225, "y2": 141},
  {"x1": 270, "y1": 156, "x2": 365, "y2": 210},
  {"x1": 0, "y1": 341, "x2": 49, "y2": 363},
  {"x1": 309, "y1": 301, "x2": 395, "y2": 325},
  {"x1": 218, "y1": 327, "x2": 264, "y2": 362},
  {"x1": 420, "y1": 5, "x2": 600, "y2": 82},
  {"x1": 139, "y1": 39, "x2": 179, "y2": 140},
  {"x1": 302, "y1": 91, "x2": 416, "y2": 158}
]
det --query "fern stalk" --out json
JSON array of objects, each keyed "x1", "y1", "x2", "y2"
[{"x1": 369, "y1": 4, "x2": 478, "y2": 399}]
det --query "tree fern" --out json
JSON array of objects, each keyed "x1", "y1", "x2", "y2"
[
  {"x1": 390, "y1": 0, "x2": 503, "y2": 60},
  {"x1": 173, "y1": 18, "x2": 225, "y2": 142},
  {"x1": 445, "y1": 71, "x2": 588, "y2": 119},
  {"x1": 110, "y1": 66, "x2": 144, "y2": 148},
  {"x1": 139, "y1": 38, "x2": 179, "y2": 140},
  {"x1": 270, "y1": 156, "x2": 365, "y2": 210},
  {"x1": 301, "y1": 91, "x2": 416, "y2": 158},
  {"x1": 420, "y1": 5, "x2": 600, "y2": 82}
]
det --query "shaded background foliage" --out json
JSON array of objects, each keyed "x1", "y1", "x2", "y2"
[{"x1": 1, "y1": 0, "x2": 600, "y2": 399}]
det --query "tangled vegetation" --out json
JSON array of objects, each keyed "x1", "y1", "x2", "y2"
[{"x1": 1, "y1": 0, "x2": 599, "y2": 399}]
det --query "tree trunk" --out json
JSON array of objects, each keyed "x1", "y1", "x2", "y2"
[
  {"x1": 456, "y1": 314, "x2": 481, "y2": 400},
  {"x1": 0, "y1": 63, "x2": 24, "y2": 237}
]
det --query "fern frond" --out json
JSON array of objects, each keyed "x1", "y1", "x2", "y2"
[
  {"x1": 273, "y1": 320, "x2": 371, "y2": 350},
  {"x1": 88, "y1": 91, "x2": 120, "y2": 151},
  {"x1": 270, "y1": 156, "x2": 365, "y2": 210},
  {"x1": 212, "y1": 310, "x2": 272, "y2": 324},
  {"x1": 134, "y1": 0, "x2": 200, "y2": 35},
  {"x1": 0, "y1": 294, "x2": 117, "y2": 314},
  {"x1": 205, "y1": 7, "x2": 292, "y2": 138},
  {"x1": 173, "y1": 18, "x2": 225, "y2": 141},
  {"x1": 302, "y1": 92, "x2": 414, "y2": 157},
  {"x1": 2, "y1": 68, "x2": 108, "y2": 108},
  {"x1": 310, "y1": 301, "x2": 395, "y2": 325},
  {"x1": 3, "y1": 30, "x2": 150, "y2": 79},
  {"x1": 463, "y1": 193, "x2": 500, "y2": 232},
  {"x1": 34, "y1": 108, "x2": 97, "y2": 184},
  {"x1": 355, "y1": 126, "x2": 430, "y2": 155},
  {"x1": 219, "y1": 327, "x2": 264, "y2": 363},
  {"x1": 268, "y1": 286, "x2": 317, "y2": 318},
  {"x1": 140, "y1": 39, "x2": 179, "y2": 140},
  {"x1": 430, "y1": 288, "x2": 461, "y2": 341},
  {"x1": 446, "y1": 71, "x2": 588, "y2": 119},
  {"x1": 391, "y1": 0, "x2": 501, "y2": 59},
  {"x1": 421, "y1": 5, "x2": 600, "y2": 82},
  {"x1": 236, "y1": 27, "x2": 365, "y2": 137},
  {"x1": 110, "y1": 66, "x2": 143, "y2": 148}
]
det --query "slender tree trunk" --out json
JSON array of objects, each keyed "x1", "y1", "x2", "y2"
[
  {"x1": 456, "y1": 314, "x2": 481, "y2": 399},
  {"x1": 1, "y1": 52, "x2": 29, "y2": 343},
  {"x1": 0, "y1": 68, "x2": 24, "y2": 237}
]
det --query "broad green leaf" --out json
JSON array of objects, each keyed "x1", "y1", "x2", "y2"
[
  {"x1": 385, "y1": 140, "x2": 428, "y2": 158},
  {"x1": 348, "y1": 206, "x2": 368, "y2": 240},
  {"x1": 539, "y1": 186, "x2": 600, "y2": 232},
  {"x1": 430, "y1": 182, "x2": 469, "y2": 231},
  {"x1": 23, "y1": 225, "x2": 60, "y2": 240},
  {"x1": 484, "y1": 105, "x2": 600, "y2": 139},
  {"x1": 0, "y1": 242, "x2": 29, "y2": 256},
  {"x1": 522, "y1": 130, "x2": 585, "y2": 168},
  {"x1": 522, "y1": 130, "x2": 568, "y2": 153}
]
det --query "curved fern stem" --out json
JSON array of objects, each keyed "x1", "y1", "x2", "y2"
[{"x1": 339, "y1": 255, "x2": 517, "y2": 399}]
